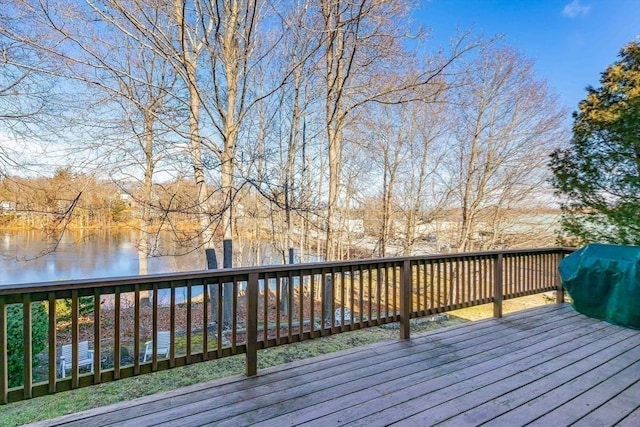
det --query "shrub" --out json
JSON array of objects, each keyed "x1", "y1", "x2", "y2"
[
  {"x1": 55, "y1": 296, "x2": 94, "y2": 322},
  {"x1": 7, "y1": 302, "x2": 49, "y2": 388}
]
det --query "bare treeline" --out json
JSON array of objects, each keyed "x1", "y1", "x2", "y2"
[{"x1": 0, "y1": 0, "x2": 566, "y2": 265}]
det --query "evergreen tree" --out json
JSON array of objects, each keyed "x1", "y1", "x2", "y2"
[{"x1": 550, "y1": 41, "x2": 640, "y2": 245}]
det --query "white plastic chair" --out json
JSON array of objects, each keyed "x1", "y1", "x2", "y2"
[
  {"x1": 60, "y1": 341, "x2": 94, "y2": 378},
  {"x1": 143, "y1": 331, "x2": 171, "y2": 362}
]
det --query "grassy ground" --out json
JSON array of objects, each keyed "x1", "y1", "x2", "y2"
[{"x1": 0, "y1": 295, "x2": 551, "y2": 426}]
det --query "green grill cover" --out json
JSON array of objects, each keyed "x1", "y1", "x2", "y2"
[{"x1": 559, "y1": 243, "x2": 640, "y2": 329}]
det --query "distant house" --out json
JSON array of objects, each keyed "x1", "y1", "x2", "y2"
[
  {"x1": 0, "y1": 201, "x2": 16, "y2": 212},
  {"x1": 344, "y1": 219, "x2": 365, "y2": 234}
]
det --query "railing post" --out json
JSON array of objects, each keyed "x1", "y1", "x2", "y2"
[
  {"x1": 246, "y1": 272, "x2": 259, "y2": 376},
  {"x1": 556, "y1": 250, "x2": 565, "y2": 304},
  {"x1": 400, "y1": 260, "x2": 411, "y2": 340},
  {"x1": 493, "y1": 253, "x2": 503, "y2": 318},
  {"x1": 71, "y1": 290, "x2": 80, "y2": 388}
]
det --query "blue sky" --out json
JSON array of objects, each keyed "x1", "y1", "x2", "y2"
[{"x1": 414, "y1": 0, "x2": 640, "y2": 112}]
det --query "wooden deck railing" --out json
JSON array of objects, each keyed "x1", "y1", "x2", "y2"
[{"x1": 0, "y1": 247, "x2": 574, "y2": 404}]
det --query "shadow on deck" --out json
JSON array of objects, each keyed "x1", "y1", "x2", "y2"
[{"x1": 31, "y1": 304, "x2": 640, "y2": 426}]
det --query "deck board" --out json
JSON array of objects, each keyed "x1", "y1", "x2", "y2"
[
  {"x1": 29, "y1": 304, "x2": 640, "y2": 427},
  {"x1": 442, "y1": 338, "x2": 640, "y2": 426}
]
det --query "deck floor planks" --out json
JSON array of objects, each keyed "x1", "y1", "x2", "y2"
[
  {"x1": 224, "y1": 318, "x2": 594, "y2": 427},
  {"x1": 254, "y1": 313, "x2": 602, "y2": 427},
  {"x1": 615, "y1": 405, "x2": 640, "y2": 427},
  {"x1": 97, "y1": 309, "x2": 519, "y2": 426},
  {"x1": 440, "y1": 336, "x2": 640, "y2": 426},
  {"x1": 482, "y1": 340, "x2": 640, "y2": 426},
  {"x1": 570, "y1": 378, "x2": 640, "y2": 426},
  {"x1": 524, "y1": 359, "x2": 640, "y2": 426},
  {"x1": 127, "y1": 306, "x2": 572, "y2": 426},
  {"x1": 61, "y1": 343, "x2": 382, "y2": 427},
  {"x1": 27, "y1": 304, "x2": 640, "y2": 427},
  {"x1": 154, "y1": 307, "x2": 583, "y2": 426},
  {"x1": 337, "y1": 323, "x2": 635, "y2": 427}
]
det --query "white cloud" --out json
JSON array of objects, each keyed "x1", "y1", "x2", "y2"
[{"x1": 562, "y1": 0, "x2": 591, "y2": 18}]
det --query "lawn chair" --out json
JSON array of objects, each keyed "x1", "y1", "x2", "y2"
[
  {"x1": 60, "y1": 341, "x2": 94, "y2": 379},
  {"x1": 143, "y1": 331, "x2": 171, "y2": 362}
]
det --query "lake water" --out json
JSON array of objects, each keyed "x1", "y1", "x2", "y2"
[{"x1": 1, "y1": 230, "x2": 305, "y2": 286}]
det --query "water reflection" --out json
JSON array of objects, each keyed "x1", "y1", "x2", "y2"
[{"x1": 0, "y1": 230, "x2": 315, "y2": 286}]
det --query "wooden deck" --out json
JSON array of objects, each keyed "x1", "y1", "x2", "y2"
[{"x1": 31, "y1": 303, "x2": 640, "y2": 427}]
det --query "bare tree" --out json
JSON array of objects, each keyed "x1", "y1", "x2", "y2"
[
  {"x1": 443, "y1": 46, "x2": 566, "y2": 252},
  {"x1": 398, "y1": 101, "x2": 450, "y2": 255},
  {"x1": 315, "y1": 0, "x2": 479, "y2": 260}
]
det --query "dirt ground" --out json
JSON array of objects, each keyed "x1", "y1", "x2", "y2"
[{"x1": 448, "y1": 293, "x2": 560, "y2": 321}]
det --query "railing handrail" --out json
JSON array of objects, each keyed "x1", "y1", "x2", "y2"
[{"x1": 0, "y1": 246, "x2": 575, "y2": 295}]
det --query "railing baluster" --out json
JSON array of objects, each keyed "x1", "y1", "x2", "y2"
[
  {"x1": 47, "y1": 293, "x2": 57, "y2": 393},
  {"x1": 415, "y1": 262, "x2": 421, "y2": 315},
  {"x1": 114, "y1": 288, "x2": 121, "y2": 379},
  {"x1": 217, "y1": 279, "x2": 223, "y2": 353},
  {"x1": 537, "y1": 253, "x2": 542, "y2": 289},
  {"x1": 340, "y1": 268, "x2": 345, "y2": 329},
  {"x1": 445, "y1": 259, "x2": 450, "y2": 308},
  {"x1": 262, "y1": 276, "x2": 268, "y2": 344},
  {"x1": 298, "y1": 271, "x2": 304, "y2": 341},
  {"x1": 392, "y1": 263, "x2": 397, "y2": 317},
  {"x1": 186, "y1": 281, "x2": 192, "y2": 364},
  {"x1": 71, "y1": 290, "x2": 79, "y2": 388},
  {"x1": 484, "y1": 256, "x2": 489, "y2": 301},
  {"x1": 435, "y1": 261, "x2": 441, "y2": 312},
  {"x1": 472, "y1": 257, "x2": 477, "y2": 302},
  {"x1": 232, "y1": 279, "x2": 238, "y2": 352},
  {"x1": 519, "y1": 254, "x2": 524, "y2": 293},
  {"x1": 526, "y1": 253, "x2": 531, "y2": 292},
  {"x1": 202, "y1": 280, "x2": 209, "y2": 361},
  {"x1": 386, "y1": 264, "x2": 391, "y2": 319},
  {"x1": 133, "y1": 286, "x2": 140, "y2": 376},
  {"x1": 350, "y1": 265, "x2": 355, "y2": 326},
  {"x1": 456, "y1": 257, "x2": 461, "y2": 306},
  {"x1": 376, "y1": 265, "x2": 382, "y2": 322},
  {"x1": 320, "y1": 270, "x2": 328, "y2": 336},
  {"x1": 428, "y1": 261, "x2": 434, "y2": 312},
  {"x1": 358, "y1": 265, "x2": 364, "y2": 327},
  {"x1": 275, "y1": 273, "x2": 281, "y2": 342},
  {"x1": 152, "y1": 283, "x2": 159, "y2": 369},
  {"x1": 423, "y1": 261, "x2": 428, "y2": 313},
  {"x1": 331, "y1": 270, "x2": 336, "y2": 331},
  {"x1": 461, "y1": 257, "x2": 466, "y2": 306},
  {"x1": 93, "y1": 289, "x2": 101, "y2": 384},
  {"x1": 309, "y1": 273, "x2": 316, "y2": 335},
  {"x1": 288, "y1": 271, "x2": 293, "y2": 340},
  {"x1": 367, "y1": 267, "x2": 372, "y2": 323},
  {"x1": 170, "y1": 282, "x2": 176, "y2": 366}
]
